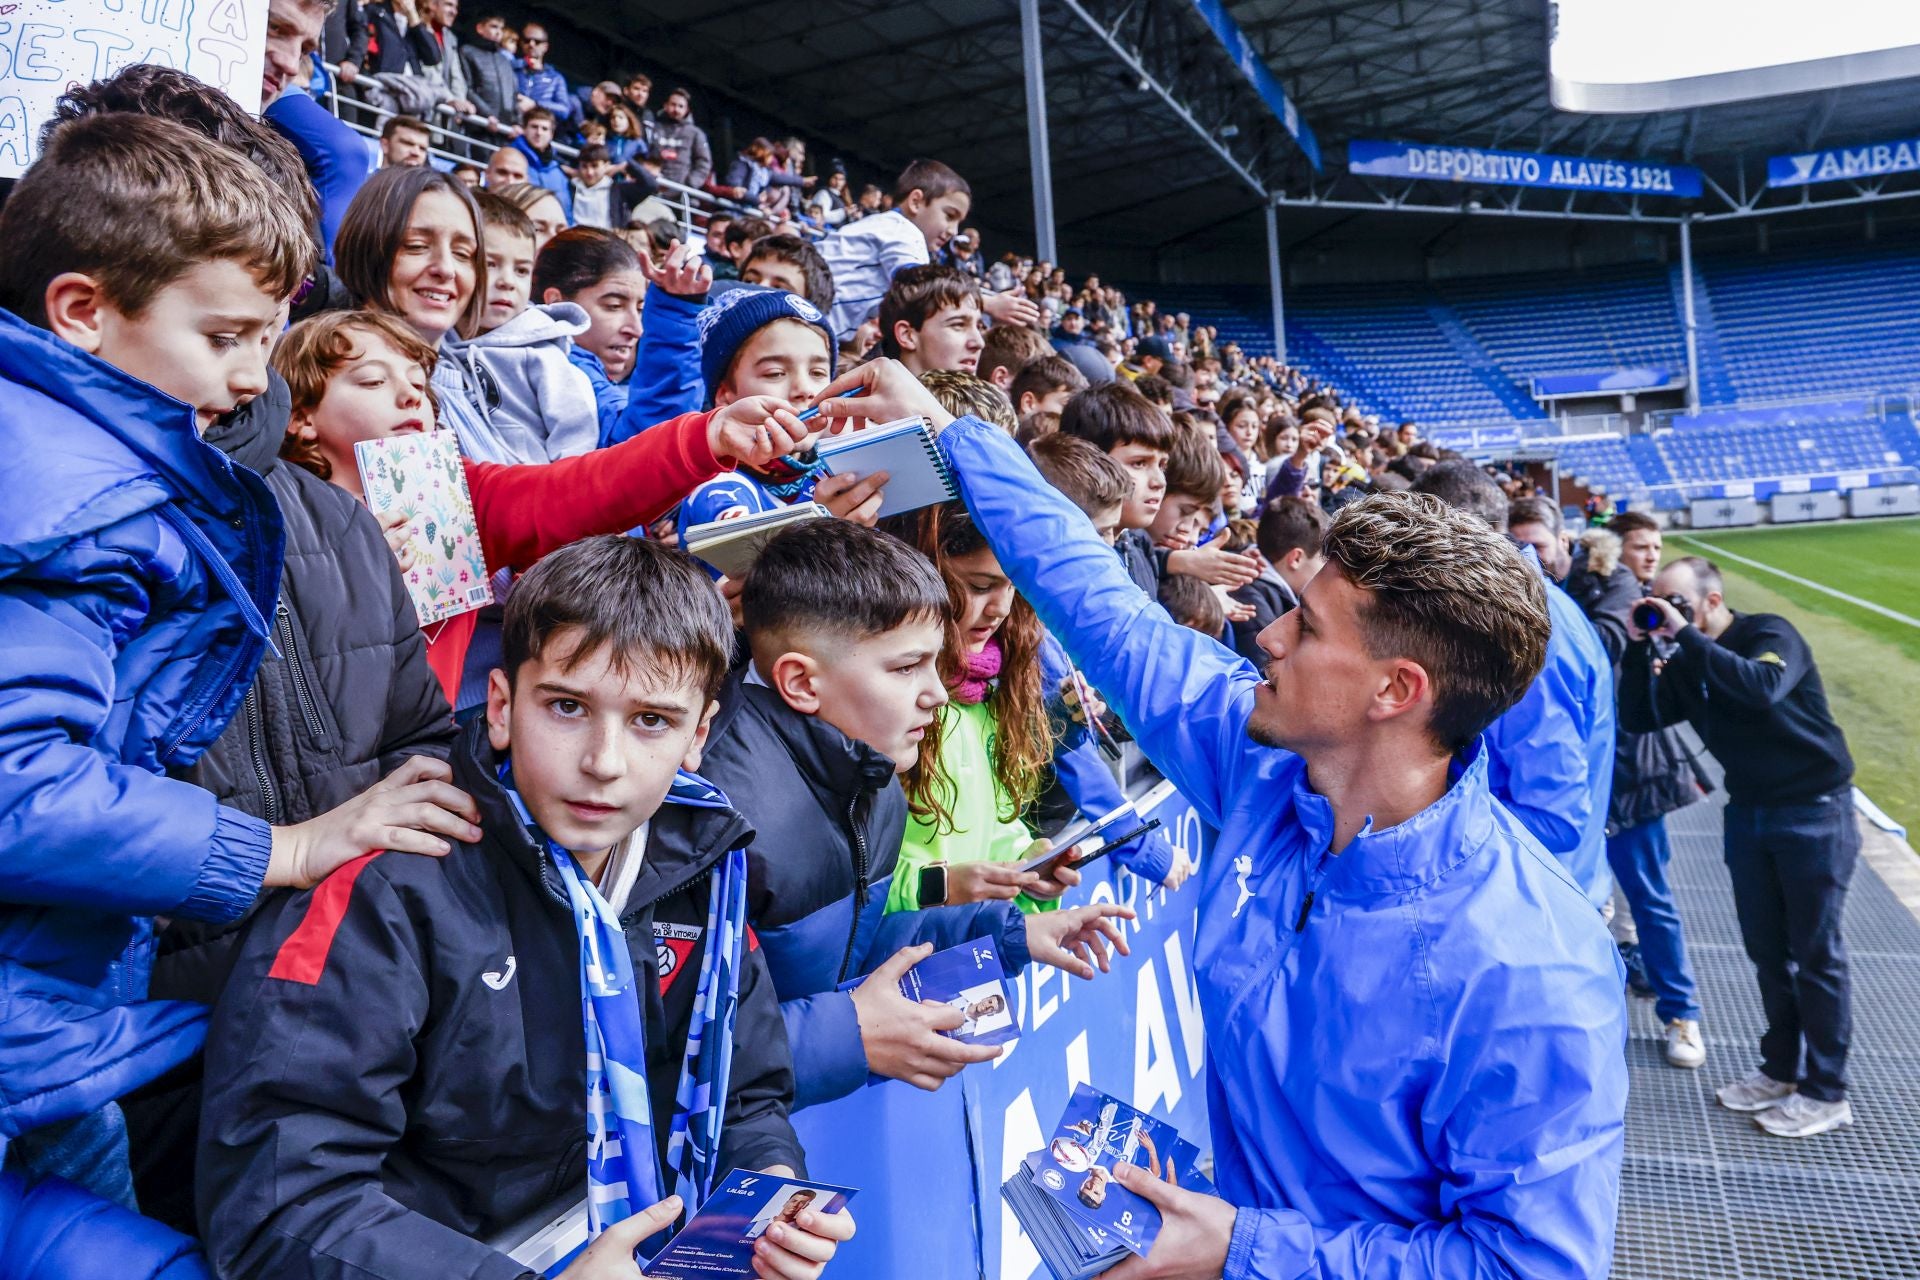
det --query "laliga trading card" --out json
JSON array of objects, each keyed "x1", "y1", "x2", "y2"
[
  {"x1": 642, "y1": 1170, "x2": 855, "y2": 1278},
  {"x1": 1031, "y1": 1085, "x2": 1194, "y2": 1256}
]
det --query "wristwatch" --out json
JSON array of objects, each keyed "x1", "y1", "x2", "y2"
[{"x1": 917, "y1": 861, "x2": 949, "y2": 908}]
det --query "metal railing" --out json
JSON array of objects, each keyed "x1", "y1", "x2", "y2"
[{"x1": 315, "y1": 64, "x2": 738, "y2": 244}]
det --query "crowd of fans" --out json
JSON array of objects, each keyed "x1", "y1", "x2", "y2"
[{"x1": 0, "y1": 3, "x2": 1867, "y2": 1277}]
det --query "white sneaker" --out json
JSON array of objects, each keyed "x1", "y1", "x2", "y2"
[
  {"x1": 1754, "y1": 1092, "x2": 1854, "y2": 1138},
  {"x1": 1664, "y1": 1019, "x2": 1706, "y2": 1069},
  {"x1": 1717, "y1": 1071, "x2": 1796, "y2": 1112}
]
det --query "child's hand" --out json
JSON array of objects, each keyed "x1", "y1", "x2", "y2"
[
  {"x1": 1020, "y1": 840, "x2": 1081, "y2": 902},
  {"x1": 982, "y1": 290, "x2": 1043, "y2": 329},
  {"x1": 1167, "y1": 545, "x2": 1261, "y2": 588},
  {"x1": 1222, "y1": 597, "x2": 1258, "y2": 624},
  {"x1": 555, "y1": 1194, "x2": 682, "y2": 1280},
  {"x1": 708, "y1": 396, "x2": 811, "y2": 469},
  {"x1": 1024, "y1": 902, "x2": 1135, "y2": 979},
  {"x1": 266, "y1": 757, "x2": 482, "y2": 889},
  {"x1": 750, "y1": 1189, "x2": 857, "y2": 1280},
  {"x1": 945, "y1": 859, "x2": 1039, "y2": 904},
  {"x1": 717, "y1": 573, "x2": 746, "y2": 630},
  {"x1": 850, "y1": 944, "x2": 1001, "y2": 1090},
  {"x1": 810, "y1": 358, "x2": 956, "y2": 433},
  {"x1": 640, "y1": 238, "x2": 712, "y2": 299},
  {"x1": 375, "y1": 509, "x2": 417, "y2": 573},
  {"x1": 1058, "y1": 676, "x2": 1106, "y2": 726},
  {"x1": 812, "y1": 470, "x2": 890, "y2": 526}
]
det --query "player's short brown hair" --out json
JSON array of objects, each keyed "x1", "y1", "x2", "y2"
[{"x1": 1322, "y1": 493, "x2": 1549, "y2": 752}]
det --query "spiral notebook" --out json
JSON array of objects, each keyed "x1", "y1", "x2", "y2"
[
  {"x1": 354, "y1": 432, "x2": 493, "y2": 626},
  {"x1": 684, "y1": 503, "x2": 831, "y2": 578},
  {"x1": 812, "y1": 415, "x2": 956, "y2": 518}
]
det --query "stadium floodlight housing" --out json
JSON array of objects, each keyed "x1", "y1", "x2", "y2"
[{"x1": 1549, "y1": 0, "x2": 1920, "y2": 112}]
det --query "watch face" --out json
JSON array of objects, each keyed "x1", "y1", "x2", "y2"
[{"x1": 919, "y1": 865, "x2": 946, "y2": 907}]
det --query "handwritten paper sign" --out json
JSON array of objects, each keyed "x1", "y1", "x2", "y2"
[{"x1": 0, "y1": 0, "x2": 268, "y2": 177}]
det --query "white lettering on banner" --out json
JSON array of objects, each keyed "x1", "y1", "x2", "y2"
[
  {"x1": 1029, "y1": 955, "x2": 1061, "y2": 1031},
  {"x1": 1134, "y1": 962, "x2": 1183, "y2": 1113},
  {"x1": 1162, "y1": 930, "x2": 1208, "y2": 1079},
  {"x1": 998, "y1": 1090, "x2": 1045, "y2": 1280}
]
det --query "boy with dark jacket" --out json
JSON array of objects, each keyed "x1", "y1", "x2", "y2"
[
  {"x1": 698, "y1": 520, "x2": 1134, "y2": 1107},
  {"x1": 199, "y1": 537, "x2": 852, "y2": 1280}
]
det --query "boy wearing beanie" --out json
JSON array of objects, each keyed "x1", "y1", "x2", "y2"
[{"x1": 676, "y1": 287, "x2": 889, "y2": 534}]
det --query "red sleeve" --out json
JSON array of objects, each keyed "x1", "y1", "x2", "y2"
[{"x1": 464, "y1": 410, "x2": 731, "y2": 572}]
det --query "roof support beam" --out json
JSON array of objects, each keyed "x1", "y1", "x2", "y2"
[{"x1": 1056, "y1": 0, "x2": 1267, "y2": 198}]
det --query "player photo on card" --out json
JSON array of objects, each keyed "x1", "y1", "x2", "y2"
[
  {"x1": 947, "y1": 979, "x2": 1014, "y2": 1041},
  {"x1": 1031, "y1": 1084, "x2": 1211, "y2": 1257},
  {"x1": 743, "y1": 1185, "x2": 820, "y2": 1241}
]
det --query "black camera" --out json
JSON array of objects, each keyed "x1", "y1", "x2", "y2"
[{"x1": 1633, "y1": 593, "x2": 1694, "y2": 633}]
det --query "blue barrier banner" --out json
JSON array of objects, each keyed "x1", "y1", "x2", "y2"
[
  {"x1": 1768, "y1": 136, "x2": 1920, "y2": 188},
  {"x1": 1531, "y1": 368, "x2": 1680, "y2": 397},
  {"x1": 787, "y1": 784, "x2": 1215, "y2": 1279},
  {"x1": 1349, "y1": 139, "x2": 1703, "y2": 198},
  {"x1": 1188, "y1": 0, "x2": 1321, "y2": 170}
]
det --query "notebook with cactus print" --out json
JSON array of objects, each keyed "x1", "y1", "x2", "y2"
[{"x1": 356, "y1": 432, "x2": 495, "y2": 625}]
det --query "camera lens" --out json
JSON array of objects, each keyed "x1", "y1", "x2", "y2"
[{"x1": 1633, "y1": 602, "x2": 1664, "y2": 632}]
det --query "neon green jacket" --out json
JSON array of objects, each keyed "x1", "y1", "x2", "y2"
[{"x1": 888, "y1": 699, "x2": 1055, "y2": 915}]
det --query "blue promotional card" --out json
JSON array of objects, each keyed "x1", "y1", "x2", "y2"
[
  {"x1": 642, "y1": 1169, "x2": 856, "y2": 1278},
  {"x1": 837, "y1": 937, "x2": 1020, "y2": 1048},
  {"x1": 1030, "y1": 1085, "x2": 1202, "y2": 1257}
]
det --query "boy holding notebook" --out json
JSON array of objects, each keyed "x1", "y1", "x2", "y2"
[
  {"x1": 198, "y1": 537, "x2": 853, "y2": 1280},
  {"x1": 677, "y1": 287, "x2": 893, "y2": 534}
]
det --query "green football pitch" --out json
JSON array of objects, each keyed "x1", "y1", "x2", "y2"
[{"x1": 1667, "y1": 516, "x2": 1920, "y2": 835}]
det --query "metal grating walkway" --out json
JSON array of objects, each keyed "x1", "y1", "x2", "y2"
[{"x1": 1612, "y1": 788, "x2": 1920, "y2": 1280}]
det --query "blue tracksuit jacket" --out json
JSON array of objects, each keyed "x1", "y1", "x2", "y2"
[
  {"x1": 0, "y1": 313, "x2": 282, "y2": 1145},
  {"x1": 1484, "y1": 559, "x2": 1616, "y2": 909},
  {"x1": 939, "y1": 415, "x2": 1628, "y2": 1280}
]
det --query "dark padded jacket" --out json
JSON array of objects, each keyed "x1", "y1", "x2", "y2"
[
  {"x1": 198, "y1": 721, "x2": 803, "y2": 1280},
  {"x1": 698, "y1": 674, "x2": 1032, "y2": 1109},
  {"x1": 152, "y1": 376, "x2": 456, "y2": 1006},
  {"x1": 1575, "y1": 565, "x2": 1705, "y2": 833}
]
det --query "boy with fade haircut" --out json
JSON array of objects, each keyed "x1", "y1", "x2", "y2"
[
  {"x1": 1058, "y1": 382, "x2": 1174, "y2": 596},
  {"x1": 740, "y1": 232, "x2": 836, "y2": 314},
  {"x1": 877, "y1": 264, "x2": 984, "y2": 377},
  {"x1": 1009, "y1": 352, "x2": 1088, "y2": 419},
  {"x1": 0, "y1": 113, "x2": 352, "y2": 1257},
  {"x1": 698, "y1": 520, "x2": 1135, "y2": 1106},
  {"x1": 920, "y1": 368, "x2": 1016, "y2": 434},
  {"x1": 199, "y1": 537, "x2": 856, "y2": 1280},
  {"x1": 978, "y1": 321, "x2": 1052, "y2": 395},
  {"x1": 436, "y1": 189, "x2": 601, "y2": 462},
  {"x1": 1024, "y1": 433, "x2": 1187, "y2": 890}
]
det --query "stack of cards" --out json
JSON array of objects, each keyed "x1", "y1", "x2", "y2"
[
  {"x1": 642, "y1": 1169, "x2": 857, "y2": 1279},
  {"x1": 837, "y1": 937, "x2": 1020, "y2": 1049},
  {"x1": 1001, "y1": 1085, "x2": 1215, "y2": 1280}
]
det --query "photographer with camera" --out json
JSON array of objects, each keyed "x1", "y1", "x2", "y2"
[{"x1": 1623, "y1": 555, "x2": 1858, "y2": 1139}]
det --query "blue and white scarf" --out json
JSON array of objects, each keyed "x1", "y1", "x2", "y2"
[{"x1": 500, "y1": 764, "x2": 749, "y2": 1239}]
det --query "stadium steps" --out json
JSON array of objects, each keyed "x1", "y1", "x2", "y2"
[
  {"x1": 1422, "y1": 302, "x2": 1540, "y2": 419},
  {"x1": 1668, "y1": 263, "x2": 1738, "y2": 406}
]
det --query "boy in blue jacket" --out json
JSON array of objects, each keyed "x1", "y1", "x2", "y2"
[
  {"x1": 0, "y1": 115, "x2": 381, "y2": 1256},
  {"x1": 698, "y1": 520, "x2": 1134, "y2": 1107},
  {"x1": 810, "y1": 361, "x2": 1628, "y2": 1280}
]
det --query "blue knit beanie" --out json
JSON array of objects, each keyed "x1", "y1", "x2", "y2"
[{"x1": 696, "y1": 286, "x2": 838, "y2": 403}]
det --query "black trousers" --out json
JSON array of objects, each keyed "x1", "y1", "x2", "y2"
[{"x1": 1722, "y1": 787, "x2": 1859, "y2": 1102}]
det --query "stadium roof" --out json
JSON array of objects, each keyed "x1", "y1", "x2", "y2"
[{"x1": 536, "y1": 0, "x2": 1920, "y2": 258}]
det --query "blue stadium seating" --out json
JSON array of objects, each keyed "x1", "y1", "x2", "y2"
[{"x1": 1140, "y1": 243, "x2": 1920, "y2": 507}]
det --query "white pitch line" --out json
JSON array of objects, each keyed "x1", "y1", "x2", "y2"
[{"x1": 1677, "y1": 536, "x2": 1920, "y2": 631}]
